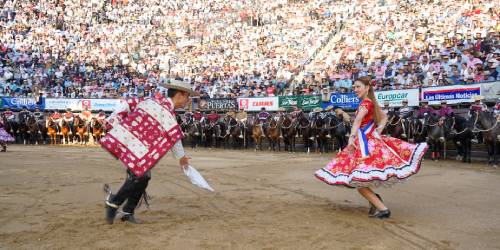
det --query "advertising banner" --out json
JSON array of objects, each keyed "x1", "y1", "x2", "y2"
[
  {"x1": 376, "y1": 88, "x2": 420, "y2": 107},
  {"x1": 278, "y1": 95, "x2": 321, "y2": 111},
  {"x1": 1, "y1": 97, "x2": 44, "y2": 110},
  {"x1": 45, "y1": 98, "x2": 121, "y2": 111},
  {"x1": 198, "y1": 98, "x2": 237, "y2": 111},
  {"x1": 328, "y1": 93, "x2": 360, "y2": 109},
  {"x1": 481, "y1": 81, "x2": 500, "y2": 101},
  {"x1": 421, "y1": 84, "x2": 481, "y2": 104},
  {"x1": 237, "y1": 97, "x2": 279, "y2": 111}
]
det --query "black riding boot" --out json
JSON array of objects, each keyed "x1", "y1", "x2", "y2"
[{"x1": 106, "y1": 170, "x2": 151, "y2": 224}]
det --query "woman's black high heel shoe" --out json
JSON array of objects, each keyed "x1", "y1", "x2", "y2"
[
  {"x1": 368, "y1": 193, "x2": 383, "y2": 216},
  {"x1": 370, "y1": 209, "x2": 391, "y2": 219}
]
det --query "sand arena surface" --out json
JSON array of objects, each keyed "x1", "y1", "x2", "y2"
[{"x1": 0, "y1": 145, "x2": 500, "y2": 250}]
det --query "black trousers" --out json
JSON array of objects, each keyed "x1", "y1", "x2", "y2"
[{"x1": 110, "y1": 170, "x2": 151, "y2": 214}]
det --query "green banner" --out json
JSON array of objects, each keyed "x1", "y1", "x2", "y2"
[
  {"x1": 278, "y1": 95, "x2": 321, "y2": 111},
  {"x1": 299, "y1": 95, "x2": 321, "y2": 111},
  {"x1": 278, "y1": 96, "x2": 299, "y2": 111}
]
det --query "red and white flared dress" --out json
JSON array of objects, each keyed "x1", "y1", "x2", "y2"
[{"x1": 315, "y1": 99, "x2": 428, "y2": 187}]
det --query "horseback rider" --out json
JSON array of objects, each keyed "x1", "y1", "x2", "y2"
[
  {"x1": 322, "y1": 106, "x2": 334, "y2": 138},
  {"x1": 335, "y1": 106, "x2": 351, "y2": 137},
  {"x1": 193, "y1": 108, "x2": 204, "y2": 124},
  {"x1": 495, "y1": 98, "x2": 500, "y2": 120},
  {"x1": 397, "y1": 99, "x2": 413, "y2": 138},
  {"x1": 417, "y1": 99, "x2": 435, "y2": 118},
  {"x1": 235, "y1": 107, "x2": 247, "y2": 139},
  {"x1": 382, "y1": 101, "x2": 395, "y2": 117},
  {"x1": 96, "y1": 109, "x2": 107, "y2": 124},
  {"x1": 226, "y1": 109, "x2": 236, "y2": 119},
  {"x1": 18, "y1": 106, "x2": 31, "y2": 124},
  {"x1": 308, "y1": 107, "x2": 321, "y2": 120},
  {"x1": 257, "y1": 107, "x2": 271, "y2": 135},
  {"x1": 62, "y1": 108, "x2": 75, "y2": 135},
  {"x1": 183, "y1": 109, "x2": 194, "y2": 124},
  {"x1": 49, "y1": 110, "x2": 62, "y2": 134},
  {"x1": 290, "y1": 106, "x2": 303, "y2": 137},
  {"x1": 437, "y1": 100, "x2": 454, "y2": 119},
  {"x1": 206, "y1": 110, "x2": 219, "y2": 125},
  {"x1": 275, "y1": 108, "x2": 285, "y2": 121},
  {"x1": 79, "y1": 107, "x2": 93, "y2": 135},
  {"x1": 470, "y1": 95, "x2": 488, "y2": 112},
  {"x1": 2, "y1": 108, "x2": 15, "y2": 121},
  {"x1": 33, "y1": 108, "x2": 45, "y2": 122}
]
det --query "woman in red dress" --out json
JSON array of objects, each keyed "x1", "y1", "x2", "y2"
[{"x1": 315, "y1": 77, "x2": 428, "y2": 219}]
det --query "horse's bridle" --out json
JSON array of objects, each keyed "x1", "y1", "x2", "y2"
[{"x1": 471, "y1": 110, "x2": 499, "y2": 133}]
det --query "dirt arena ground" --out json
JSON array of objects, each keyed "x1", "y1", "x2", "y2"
[{"x1": 1, "y1": 145, "x2": 500, "y2": 250}]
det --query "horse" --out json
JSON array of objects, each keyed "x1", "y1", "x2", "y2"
[
  {"x1": 215, "y1": 119, "x2": 227, "y2": 148},
  {"x1": 224, "y1": 116, "x2": 243, "y2": 149},
  {"x1": 243, "y1": 115, "x2": 254, "y2": 148},
  {"x1": 252, "y1": 115, "x2": 266, "y2": 151},
  {"x1": 471, "y1": 110, "x2": 500, "y2": 167},
  {"x1": 297, "y1": 113, "x2": 314, "y2": 154},
  {"x1": 426, "y1": 113, "x2": 446, "y2": 161},
  {"x1": 60, "y1": 119, "x2": 73, "y2": 144},
  {"x1": 384, "y1": 113, "x2": 406, "y2": 140},
  {"x1": 312, "y1": 115, "x2": 330, "y2": 153},
  {"x1": 26, "y1": 114, "x2": 41, "y2": 145},
  {"x1": 74, "y1": 116, "x2": 88, "y2": 145},
  {"x1": 281, "y1": 114, "x2": 297, "y2": 152},
  {"x1": 46, "y1": 118, "x2": 59, "y2": 145},
  {"x1": 202, "y1": 121, "x2": 216, "y2": 148},
  {"x1": 444, "y1": 115, "x2": 473, "y2": 163},
  {"x1": 186, "y1": 119, "x2": 203, "y2": 149},
  {"x1": 329, "y1": 114, "x2": 349, "y2": 152},
  {"x1": 409, "y1": 116, "x2": 428, "y2": 143},
  {"x1": 91, "y1": 118, "x2": 105, "y2": 144},
  {"x1": 268, "y1": 115, "x2": 282, "y2": 151},
  {"x1": 37, "y1": 116, "x2": 48, "y2": 144},
  {"x1": 17, "y1": 115, "x2": 30, "y2": 145}
]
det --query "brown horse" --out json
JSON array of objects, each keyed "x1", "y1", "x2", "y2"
[
  {"x1": 252, "y1": 116, "x2": 266, "y2": 151},
  {"x1": 91, "y1": 118, "x2": 104, "y2": 144},
  {"x1": 74, "y1": 116, "x2": 88, "y2": 145},
  {"x1": 46, "y1": 119, "x2": 59, "y2": 145},
  {"x1": 268, "y1": 115, "x2": 282, "y2": 151},
  {"x1": 281, "y1": 114, "x2": 297, "y2": 152},
  {"x1": 60, "y1": 119, "x2": 73, "y2": 144}
]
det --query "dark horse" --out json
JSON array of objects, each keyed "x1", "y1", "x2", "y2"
[
  {"x1": 444, "y1": 115, "x2": 473, "y2": 163},
  {"x1": 281, "y1": 114, "x2": 296, "y2": 152},
  {"x1": 186, "y1": 119, "x2": 203, "y2": 149},
  {"x1": 426, "y1": 113, "x2": 446, "y2": 161},
  {"x1": 224, "y1": 116, "x2": 243, "y2": 149},
  {"x1": 384, "y1": 113, "x2": 406, "y2": 140},
  {"x1": 203, "y1": 121, "x2": 216, "y2": 148},
  {"x1": 26, "y1": 114, "x2": 41, "y2": 145},
  {"x1": 297, "y1": 113, "x2": 313, "y2": 154},
  {"x1": 471, "y1": 110, "x2": 500, "y2": 167},
  {"x1": 330, "y1": 115, "x2": 349, "y2": 151},
  {"x1": 311, "y1": 115, "x2": 330, "y2": 153}
]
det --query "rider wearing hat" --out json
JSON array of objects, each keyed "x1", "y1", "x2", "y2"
[
  {"x1": 193, "y1": 108, "x2": 203, "y2": 123},
  {"x1": 235, "y1": 107, "x2": 248, "y2": 138},
  {"x1": 398, "y1": 99, "x2": 413, "y2": 119},
  {"x1": 62, "y1": 108, "x2": 75, "y2": 135},
  {"x1": 437, "y1": 100, "x2": 454, "y2": 119},
  {"x1": 257, "y1": 107, "x2": 271, "y2": 134},
  {"x1": 207, "y1": 110, "x2": 219, "y2": 125},
  {"x1": 96, "y1": 109, "x2": 107, "y2": 124},
  {"x1": 470, "y1": 95, "x2": 488, "y2": 112},
  {"x1": 381, "y1": 100, "x2": 394, "y2": 116},
  {"x1": 33, "y1": 108, "x2": 44, "y2": 121},
  {"x1": 417, "y1": 99, "x2": 435, "y2": 118},
  {"x1": 49, "y1": 110, "x2": 62, "y2": 134},
  {"x1": 18, "y1": 106, "x2": 31, "y2": 123},
  {"x1": 2, "y1": 107, "x2": 15, "y2": 121}
]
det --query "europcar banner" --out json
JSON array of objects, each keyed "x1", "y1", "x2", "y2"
[
  {"x1": 237, "y1": 97, "x2": 279, "y2": 111},
  {"x1": 376, "y1": 88, "x2": 419, "y2": 107},
  {"x1": 421, "y1": 84, "x2": 481, "y2": 104},
  {"x1": 1, "y1": 97, "x2": 44, "y2": 110},
  {"x1": 45, "y1": 98, "x2": 121, "y2": 111}
]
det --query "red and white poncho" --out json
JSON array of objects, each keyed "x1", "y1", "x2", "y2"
[{"x1": 100, "y1": 96, "x2": 183, "y2": 177}]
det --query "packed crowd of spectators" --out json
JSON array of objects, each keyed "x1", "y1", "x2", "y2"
[
  {"x1": 0, "y1": 0, "x2": 498, "y2": 100},
  {"x1": 304, "y1": 0, "x2": 500, "y2": 93}
]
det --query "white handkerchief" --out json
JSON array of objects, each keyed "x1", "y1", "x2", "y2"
[{"x1": 183, "y1": 165, "x2": 214, "y2": 192}]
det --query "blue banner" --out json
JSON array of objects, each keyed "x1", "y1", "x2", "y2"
[
  {"x1": 1, "y1": 97, "x2": 44, "y2": 110},
  {"x1": 327, "y1": 93, "x2": 360, "y2": 109},
  {"x1": 421, "y1": 84, "x2": 481, "y2": 105}
]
